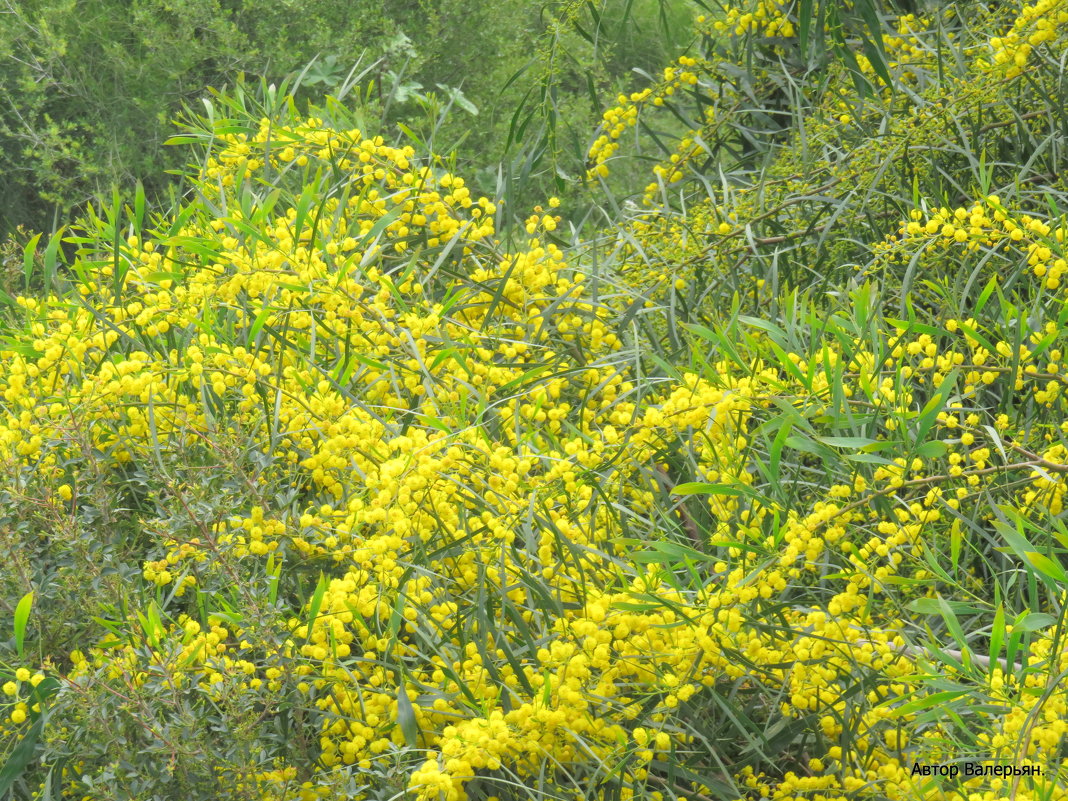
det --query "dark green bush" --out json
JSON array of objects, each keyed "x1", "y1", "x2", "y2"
[
  {"x1": 0, "y1": 0, "x2": 692, "y2": 240},
  {"x1": 0, "y1": 0, "x2": 401, "y2": 237}
]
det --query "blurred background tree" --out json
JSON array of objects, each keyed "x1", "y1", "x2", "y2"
[{"x1": 0, "y1": 0, "x2": 694, "y2": 240}]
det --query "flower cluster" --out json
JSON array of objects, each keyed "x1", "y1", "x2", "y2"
[
  {"x1": 988, "y1": 0, "x2": 1068, "y2": 76},
  {"x1": 709, "y1": 0, "x2": 795, "y2": 38},
  {"x1": 585, "y1": 55, "x2": 705, "y2": 181},
  {"x1": 3, "y1": 63, "x2": 1068, "y2": 801}
]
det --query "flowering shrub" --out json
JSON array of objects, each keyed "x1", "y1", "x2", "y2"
[{"x1": 2, "y1": 2, "x2": 1068, "y2": 801}]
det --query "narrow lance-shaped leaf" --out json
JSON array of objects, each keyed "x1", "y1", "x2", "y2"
[
  {"x1": 0, "y1": 715, "x2": 44, "y2": 796},
  {"x1": 14, "y1": 591, "x2": 33, "y2": 659},
  {"x1": 396, "y1": 681, "x2": 419, "y2": 747},
  {"x1": 988, "y1": 604, "x2": 1005, "y2": 675},
  {"x1": 22, "y1": 232, "x2": 43, "y2": 293},
  {"x1": 305, "y1": 572, "x2": 328, "y2": 639}
]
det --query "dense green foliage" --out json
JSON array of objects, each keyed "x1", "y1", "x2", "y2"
[
  {"x1": 3, "y1": 1, "x2": 1068, "y2": 801},
  {"x1": 0, "y1": 0, "x2": 374, "y2": 227},
  {"x1": 0, "y1": 0, "x2": 691, "y2": 239}
]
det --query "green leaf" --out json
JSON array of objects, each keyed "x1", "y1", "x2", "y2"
[
  {"x1": 396, "y1": 684, "x2": 419, "y2": 747},
  {"x1": 816, "y1": 436, "x2": 881, "y2": 449},
  {"x1": 42, "y1": 228, "x2": 66, "y2": 293},
  {"x1": 1016, "y1": 612, "x2": 1057, "y2": 632},
  {"x1": 305, "y1": 573, "x2": 328, "y2": 638},
  {"x1": 13, "y1": 591, "x2": 33, "y2": 659},
  {"x1": 357, "y1": 203, "x2": 406, "y2": 254},
  {"x1": 672, "y1": 482, "x2": 745, "y2": 497},
  {"x1": 915, "y1": 440, "x2": 948, "y2": 459},
  {"x1": 892, "y1": 690, "x2": 969, "y2": 717},
  {"x1": 988, "y1": 605, "x2": 1004, "y2": 674},
  {"x1": 266, "y1": 553, "x2": 282, "y2": 607},
  {"x1": 855, "y1": 0, "x2": 892, "y2": 87},
  {"x1": 914, "y1": 369, "x2": 958, "y2": 444},
  {"x1": 993, "y1": 514, "x2": 1068, "y2": 588},
  {"x1": 784, "y1": 434, "x2": 831, "y2": 458},
  {"x1": 950, "y1": 520, "x2": 961, "y2": 573},
  {"x1": 1023, "y1": 552, "x2": 1068, "y2": 584},
  {"x1": 954, "y1": 320, "x2": 996, "y2": 353},
  {"x1": 936, "y1": 594, "x2": 968, "y2": 649},
  {"x1": 246, "y1": 301, "x2": 274, "y2": 349},
  {"x1": 632, "y1": 540, "x2": 715, "y2": 565},
  {"x1": 769, "y1": 418, "x2": 792, "y2": 485},
  {"x1": 22, "y1": 232, "x2": 43, "y2": 291},
  {"x1": 133, "y1": 180, "x2": 146, "y2": 231},
  {"x1": 0, "y1": 714, "x2": 44, "y2": 795},
  {"x1": 29, "y1": 676, "x2": 58, "y2": 709},
  {"x1": 907, "y1": 598, "x2": 982, "y2": 616},
  {"x1": 136, "y1": 608, "x2": 160, "y2": 650},
  {"x1": 798, "y1": 0, "x2": 813, "y2": 54},
  {"x1": 974, "y1": 274, "x2": 998, "y2": 316}
]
